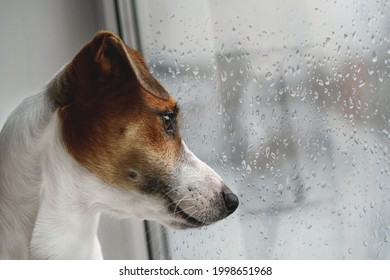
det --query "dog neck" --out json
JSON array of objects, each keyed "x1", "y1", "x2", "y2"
[
  {"x1": 31, "y1": 197, "x2": 102, "y2": 259},
  {"x1": 29, "y1": 109, "x2": 103, "y2": 259}
]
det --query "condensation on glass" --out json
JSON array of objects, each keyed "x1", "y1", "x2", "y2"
[{"x1": 134, "y1": 0, "x2": 390, "y2": 259}]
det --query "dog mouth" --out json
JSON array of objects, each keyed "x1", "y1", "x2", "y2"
[
  {"x1": 146, "y1": 176, "x2": 238, "y2": 229},
  {"x1": 166, "y1": 197, "x2": 207, "y2": 228},
  {"x1": 146, "y1": 179, "x2": 209, "y2": 228},
  {"x1": 156, "y1": 184, "x2": 238, "y2": 229}
]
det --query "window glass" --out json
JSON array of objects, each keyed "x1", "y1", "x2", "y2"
[{"x1": 135, "y1": 0, "x2": 390, "y2": 259}]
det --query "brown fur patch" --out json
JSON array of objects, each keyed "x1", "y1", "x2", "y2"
[{"x1": 58, "y1": 31, "x2": 181, "y2": 191}]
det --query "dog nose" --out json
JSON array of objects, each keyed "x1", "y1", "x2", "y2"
[{"x1": 222, "y1": 185, "x2": 239, "y2": 214}]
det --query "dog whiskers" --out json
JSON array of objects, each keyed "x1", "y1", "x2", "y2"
[
  {"x1": 183, "y1": 210, "x2": 199, "y2": 222},
  {"x1": 173, "y1": 205, "x2": 195, "y2": 216},
  {"x1": 163, "y1": 185, "x2": 196, "y2": 197},
  {"x1": 173, "y1": 192, "x2": 194, "y2": 214}
]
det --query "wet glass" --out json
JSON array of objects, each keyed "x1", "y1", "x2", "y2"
[{"x1": 134, "y1": 0, "x2": 390, "y2": 259}]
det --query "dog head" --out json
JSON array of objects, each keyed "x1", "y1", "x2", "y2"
[{"x1": 55, "y1": 31, "x2": 238, "y2": 229}]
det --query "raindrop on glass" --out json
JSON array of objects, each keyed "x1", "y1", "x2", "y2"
[
  {"x1": 372, "y1": 51, "x2": 378, "y2": 63},
  {"x1": 265, "y1": 71, "x2": 272, "y2": 81}
]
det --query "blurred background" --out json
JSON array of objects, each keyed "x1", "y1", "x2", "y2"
[{"x1": 1, "y1": 0, "x2": 389, "y2": 259}]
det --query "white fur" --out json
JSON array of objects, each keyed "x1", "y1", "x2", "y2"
[{"x1": 0, "y1": 84, "x2": 103, "y2": 259}]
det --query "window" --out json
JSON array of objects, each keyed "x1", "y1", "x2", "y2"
[{"x1": 108, "y1": 0, "x2": 390, "y2": 259}]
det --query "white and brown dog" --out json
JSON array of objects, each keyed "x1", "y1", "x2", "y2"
[{"x1": 0, "y1": 31, "x2": 238, "y2": 259}]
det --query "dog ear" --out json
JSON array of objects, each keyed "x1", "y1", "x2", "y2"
[{"x1": 94, "y1": 31, "x2": 169, "y2": 101}]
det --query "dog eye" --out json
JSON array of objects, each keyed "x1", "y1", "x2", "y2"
[{"x1": 162, "y1": 114, "x2": 175, "y2": 136}]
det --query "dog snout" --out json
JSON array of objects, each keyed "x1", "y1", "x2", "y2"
[{"x1": 221, "y1": 184, "x2": 239, "y2": 215}]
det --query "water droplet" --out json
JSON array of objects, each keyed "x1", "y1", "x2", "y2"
[
  {"x1": 224, "y1": 54, "x2": 234, "y2": 63},
  {"x1": 306, "y1": 223, "x2": 312, "y2": 229},
  {"x1": 372, "y1": 51, "x2": 378, "y2": 63},
  {"x1": 351, "y1": 31, "x2": 357, "y2": 41},
  {"x1": 182, "y1": 75, "x2": 189, "y2": 86},
  {"x1": 217, "y1": 104, "x2": 223, "y2": 115},
  {"x1": 221, "y1": 71, "x2": 227, "y2": 82},
  {"x1": 192, "y1": 65, "x2": 199, "y2": 76},
  {"x1": 265, "y1": 72, "x2": 272, "y2": 81},
  {"x1": 246, "y1": 165, "x2": 252, "y2": 175},
  {"x1": 324, "y1": 37, "x2": 331, "y2": 47},
  {"x1": 348, "y1": 248, "x2": 353, "y2": 255},
  {"x1": 348, "y1": 97, "x2": 354, "y2": 109},
  {"x1": 241, "y1": 160, "x2": 246, "y2": 170},
  {"x1": 222, "y1": 154, "x2": 227, "y2": 162},
  {"x1": 220, "y1": 43, "x2": 225, "y2": 52},
  {"x1": 265, "y1": 147, "x2": 270, "y2": 158},
  {"x1": 292, "y1": 109, "x2": 297, "y2": 119}
]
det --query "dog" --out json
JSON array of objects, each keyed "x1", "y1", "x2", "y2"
[{"x1": 0, "y1": 31, "x2": 238, "y2": 259}]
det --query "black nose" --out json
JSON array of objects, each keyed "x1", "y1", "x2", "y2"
[{"x1": 222, "y1": 185, "x2": 239, "y2": 214}]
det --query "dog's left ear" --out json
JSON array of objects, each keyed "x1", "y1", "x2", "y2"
[{"x1": 94, "y1": 31, "x2": 169, "y2": 101}]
